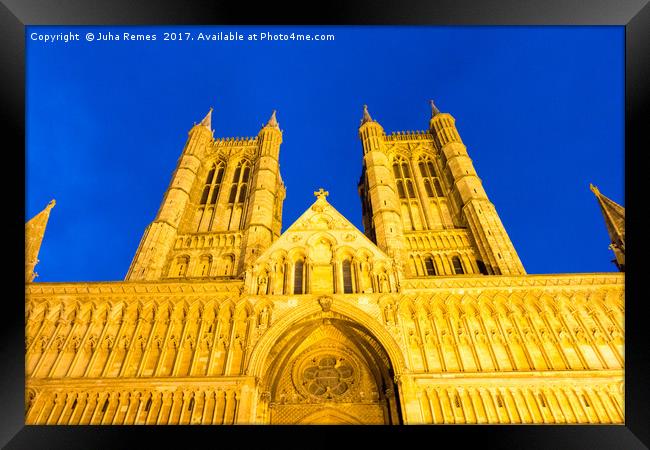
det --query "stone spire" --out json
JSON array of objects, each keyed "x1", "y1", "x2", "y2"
[
  {"x1": 590, "y1": 184, "x2": 625, "y2": 271},
  {"x1": 200, "y1": 107, "x2": 213, "y2": 129},
  {"x1": 361, "y1": 104, "x2": 374, "y2": 125},
  {"x1": 266, "y1": 110, "x2": 279, "y2": 128},
  {"x1": 430, "y1": 99, "x2": 440, "y2": 117},
  {"x1": 25, "y1": 199, "x2": 56, "y2": 283}
]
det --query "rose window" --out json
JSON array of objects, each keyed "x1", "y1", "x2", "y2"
[{"x1": 303, "y1": 355, "x2": 354, "y2": 397}]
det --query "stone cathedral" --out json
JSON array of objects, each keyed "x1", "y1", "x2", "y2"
[{"x1": 25, "y1": 102, "x2": 625, "y2": 425}]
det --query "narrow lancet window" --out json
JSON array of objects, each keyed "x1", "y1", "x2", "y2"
[
  {"x1": 342, "y1": 260, "x2": 353, "y2": 293},
  {"x1": 452, "y1": 256, "x2": 465, "y2": 274},
  {"x1": 424, "y1": 257, "x2": 436, "y2": 276},
  {"x1": 294, "y1": 260, "x2": 304, "y2": 294}
]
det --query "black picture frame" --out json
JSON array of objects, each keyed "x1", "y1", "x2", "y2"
[{"x1": 3, "y1": 1, "x2": 647, "y2": 448}]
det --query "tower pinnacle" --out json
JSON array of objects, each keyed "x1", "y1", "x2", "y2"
[
  {"x1": 361, "y1": 104, "x2": 373, "y2": 125},
  {"x1": 266, "y1": 110, "x2": 279, "y2": 128},
  {"x1": 200, "y1": 107, "x2": 213, "y2": 129},
  {"x1": 25, "y1": 199, "x2": 56, "y2": 283},
  {"x1": 590, "y1": 183, "x2": 625, "y2": 271},
  {"x1": 430, "y1": 99, "x2": 440, "y2": 117}
]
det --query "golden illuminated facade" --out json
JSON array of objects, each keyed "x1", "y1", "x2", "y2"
[{"x1": 25, "y1": 103, "x2": 624, "y2": 425}]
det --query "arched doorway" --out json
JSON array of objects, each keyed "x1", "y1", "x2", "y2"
[{"x1": 256, "y1": 313, "x2": 402, "y2": 425}]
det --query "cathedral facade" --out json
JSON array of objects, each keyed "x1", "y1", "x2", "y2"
[{"x1": 25, "y1": 103, "x2": 624, "y2": 425}]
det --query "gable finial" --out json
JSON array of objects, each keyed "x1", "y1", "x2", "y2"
[{"x1": 314, "y1": 188, "x2": 329, "y2": 200}]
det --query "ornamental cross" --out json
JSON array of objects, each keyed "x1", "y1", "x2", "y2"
[{"x1": 314, "y1": 188, "x2": 329, "y2": 200}]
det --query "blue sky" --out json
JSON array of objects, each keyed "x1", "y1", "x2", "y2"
[{"x1": 26, "y1": 26, "x2": 624, "y2": 281}]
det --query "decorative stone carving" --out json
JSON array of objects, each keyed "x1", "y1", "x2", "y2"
[{"x1": 318, "y1": 296, "x2": 333, "y2": 313}]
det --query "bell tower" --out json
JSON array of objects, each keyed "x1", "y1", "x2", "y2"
[
  {"x1": 358, "y1": 101, "x2": 525, "y2": 277},
  {"x1": 126, "y1": 107, "x2": 285, "y2": 281}
]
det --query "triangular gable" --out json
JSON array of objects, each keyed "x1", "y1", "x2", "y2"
[
  {"x1": 254, "y1": 193, "x2": 391, "y2": 265},
  {"x1": 245, "y1": 191, "x2": 398, "y2": 295}
]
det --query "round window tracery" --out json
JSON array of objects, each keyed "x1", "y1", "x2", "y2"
[{"x1": 302, "y1": 355, "x2": 354, "y2": 398}]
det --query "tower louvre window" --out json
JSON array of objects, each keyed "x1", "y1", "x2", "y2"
[
  {"x1": 228, "y1": 185, "x2": 238, "y2": 203},
  {"x1": 238, "y1": 185, "x2": 248, "y2": 203},
  {"x1": 452, "y1": 256, "x2": 465, "y2": 274},
  {"x1": 419, "y1": 156, "x2": 444, "y2": 197},
  {"x1": 294, "y1": 260, "x2": 304, "y2": 294},
  {"x1": 423, "y1": 179, "x2": 434, "y2": 197},
  {"x1": 433, "y1": 179, "x2": 444, "y2": 196},
  {"x1": 393, "y1": 158, "x2": 416, "y2": 199},
  {"x1": 406, "y1": 180, "x2": 416, "y2": 198},
  {"x1": 396, "y1": 180, "x2": 406, "y2": 199},
  {"x1": 229, "y1": 160, "x2": 250, "y2": 204},
  {"x1": 476, "y1": 260, "x2": 488, "y2": 275},
  {"x1": 200, "y1": 162, "x2": 225, "y2": 205}
]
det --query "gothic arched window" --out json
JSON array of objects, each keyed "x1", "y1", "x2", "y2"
[
  {"x1": 294, "y1": 260, "x2": 304, "y2": 294},
  {"x1": 424, "y1": 257, "x2": 436, "y2": 276},
  {"x1": 198, "y1": 255, "x2": 212, "y2": 277},
  {"x1": 418, "y1": 157, "x2": 444, "y2": 197},
  {"x1": 342, "y1": 260, "x2": 353, "y2": 293},
  {"x1": 174, "y1": 256, "x2": 190, "y2": 277},
  {"x1": 476, "y1": 260, "x2": 488, "y2": 275},
  {"x1": 452, "y1": 256, "x2": 465, "y2": 274},
  {"x1": 229, "y1": 160, "x2": 251, "y2": 204},
  {"x1": 200, "y1": 161, "x2": 225, "y2": 205},
  {"x1": 392, "y1": 157, "x2": 416, "y2": 199}
]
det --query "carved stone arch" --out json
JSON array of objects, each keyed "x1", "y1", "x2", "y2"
[
  {"x1": 396, "y1": 296, "x2": 415, "y2": 318},
  {"x1": 247, "y1": 300, "x2": 407, "y2": 379},
  {"x1": 186, "y1": 300, "x2": 203, "y2": 321},
  {"x1": 110, "y1": 300, "x2": 129, "y2": 322},
  {"x1": 307, "y1": 212, "x2": 334, "y2": 230},
  {"x1": 171, "y1": 301, "x2": 189, "y2": 322},
  {"x1": 462, "y1": 299, "x2": 480, "y2": 317},
  {"x1": 354, "y1": 248, "x2": 373, "y2": 260},
  {"x1": 557, "y1": 295, "x2": 577, "y2": 315},
  {"x1": 408, "y1": 296, "x2": 428, "y2": 319},
  {"x1": 90, "y1": 301, "x2": 110, "y2": 323},
  {"x1": 270, "y1": 249, "x2": 289, "y2": 268},
  {"x1": 493, "y1": 295, "x2": 512, "y2": 316},
  {"x1": 247, "y1": 301, "x2": 407, "y2": 424},
  {"x1": 430, "y1": 297, "x2": 448, "y2": 317},
  {"x1": 234, "y1": 300, "x2": 253, "y2": 321},
  {"x1": 253, "y1": 298, "x2": 274, "y2": 315},
  {"x1": 507, "y1": 294, "x2": 528, "y2": 316},
  {"x1": 538, "y1": 294, "x2": 559, "y2": 316},
  {"x1": 523, "y1": 299, "x2": 543, "y2": 322},
  {"x1": 138, "y1": 300, "x2": 156, "y2": 323},
  {"x1": 475, "y1": 293, "x2": 496, "y2": 313},
  {"x1": 287, "y1": 247, "x2": 307, "y2": 262},
  {"x1": 306, "y1": 231, "x2": 337, "y2": 248},
  {"x1": 445, "y1": 300, "x2": 463, "y2": 320},
  {"x1": 333, "y1": 245, "x2": 355, "y2": 261},
  {"x1": 199, "y1": 300, "x2": 217, "y2": 323},
  {"x1": 571, "y1": 293, "x2": 589, "y2": 309},
  {"x1": 153, "y1": 299, "x2": 173, "y2": 322},
  {"x1": 217, "y1": 301, "x2": 235, "y2": 323},
  {"x1": 42, "y1": 300, "x2": 61, "y2": 322},
  {"x1": 391, "y1": 151, "x2": 410, "y2": 164}
]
